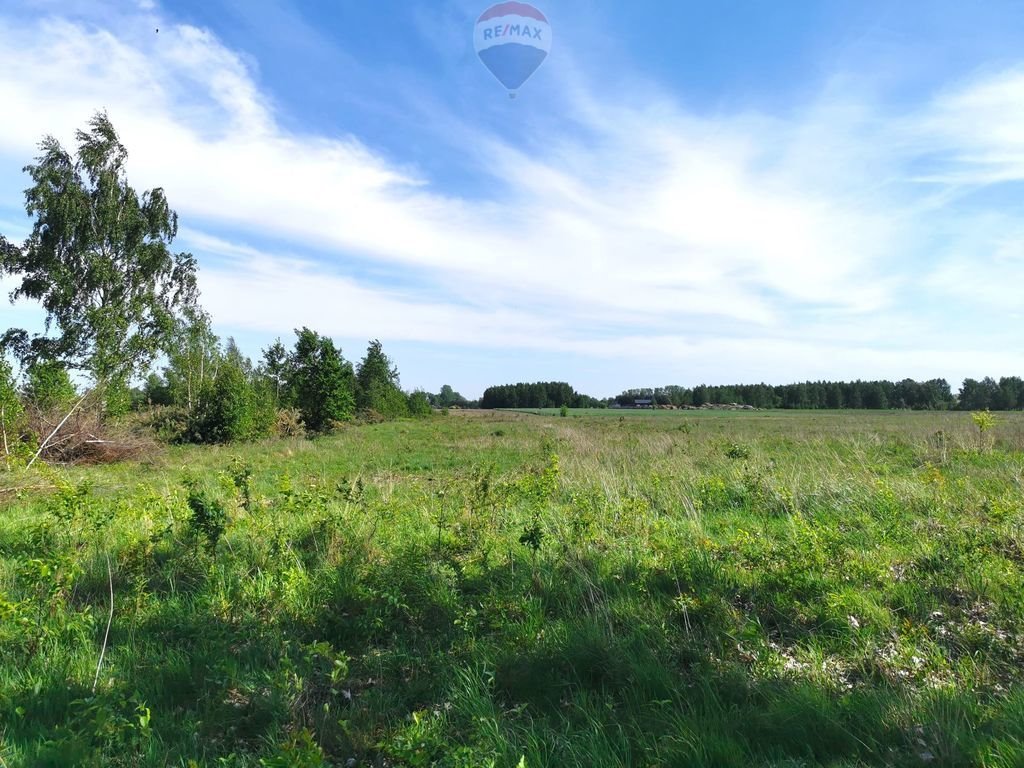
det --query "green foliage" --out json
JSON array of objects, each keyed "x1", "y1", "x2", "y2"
[
  {"x1": 260, "y1": 729, "x2": 329, "y2": 768},
  {"x1": 482, "y1": 381, "x2": 594, "y2": 409},
  {"x1": 971, "y1": 409, "x2": 996, "y2": 433},
  {"x1": 144, "y1": 405, "x2": 191, "y2": 443},
  {"x1": 260, "y1": 338, "x2": 291, "y2": 406},
  {"x1": 725, "y1": 441, "x2": 751, "y2": 460},
  {"x1": 613, "y1": 378, "x2": 962, "y2": 410},
  {"x1": 356, "y1": 339, "x2": 407, "y2": 418},
  {"x1": 190, "y1": 341, "x2": 274, "y2": 443},
  {"x1": 224, "y1": 458, "x2": 256, "y2": 512},
  {"x1": 102, "y1": 377, "x2": 132, "y2": 418},
  {"x1": 289, "y1": 328, "x2": 355, "y2": 432},
  {"x1": 559, "y1": 404, "x2": 569, "y2": 418},
  {"x1": 971, "y1": 409, "x2": 998, "y2": 452},
  {"x1": 434, "y1": 384, "x2": 468, "y2": 408},
  {"x1": 184, "y1": 480, "x2": 228, "y2": 554},
  {"x1": 408, "y1": 390, "x2": 432, "y2": 417},
  {"x1": 0, "y1": 357, "x2": 25, "y2": 466},
  {"x1": 162, "y1": 308, "x2": 220, "y2": 412},
  {"x1": 23, "y1": 360, "x2": 77, "y2": 411},
  {"x1": 140, "y1": 372, "x2": 173, "y2": 407},
  {"x1": 0, "y1": 112, "x2": 197, "y2": 385},
  {"x1": 519, "y1": 510, "x2": 545, "y2": 556}
]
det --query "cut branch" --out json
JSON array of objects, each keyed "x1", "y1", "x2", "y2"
[
  {"x1": 26, "y1": 391, "x2": 92, "y2": 469},
  {"x1": 92, "y1": 551, "x2": 114, "y2": 695}
]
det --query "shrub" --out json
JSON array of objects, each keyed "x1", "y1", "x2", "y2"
[
  {"x1": 359, "y1": 381, "x2": 408, "y2": 419},
  {"x1": 103, "y1": 377, "x2": 132, "y2": 417},
  {"x1": 24, "y1": 360, "x2": 76, "y2": 412},
  {"x1": 725, "y1": 442, "x2": 751, "y2": 460},
  {"x1": 190, "y1": 352, "x2": 274, "y2": 444},
  {"x1": 184, "y1": 481, "x2": 228, "y2": 554},
  {"x1": 274, "y1": 407, "x2": 305, "y2": 438},
  {"x1": 144, "y1": 405, "x2": 191, "y2": 443},
  {"x1": 971, "y1": 409, "x2": 996, "y2": 434},
  {"x1": 141, "y1": 373, "x2": 173, "y2": 407},
  {"x1": 408, "y1": 390, "x2": 432, "y2": 417},
  {"x1": 356, "y1": 409, "x2": 387, "y2": 425}
]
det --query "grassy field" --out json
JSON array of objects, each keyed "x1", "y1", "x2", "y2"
[
  {"x1": 2, "y1": 409, "x2": 1024, "y2": 767},
  {"x1": 509, "y1": 408, "x2": 713, "y2": 417}
]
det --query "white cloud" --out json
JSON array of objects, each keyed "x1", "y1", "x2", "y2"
[
  {"x1": 918, "y1": 68, "x2": 1024, "y2": 184},
  {"x1": 0, "y1": 5, "x2": 1021, "y2": 390}
]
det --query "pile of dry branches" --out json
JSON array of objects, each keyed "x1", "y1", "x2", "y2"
[{"x1": 23, "y1": 398, "x2": 157, "y2": 465}]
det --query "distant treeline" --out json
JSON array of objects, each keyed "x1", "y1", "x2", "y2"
[
  {"x1": 481, "y1": 381, "x2": 603, "y2": 409},
  {"x1": 612, "y1": 377, "x2": 1024, "y2": 410}
]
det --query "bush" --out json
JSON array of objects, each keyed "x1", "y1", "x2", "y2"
[
  {"x1": 144, "y1": 406, "x2": 191, "y2": 443},
  {"x1": 24, "y1": 360, "x2": 76, "y2": 412},
  {"x1": 103, "y1": 378, "x2": 132, "y2": 417},
  {"x1": 190, "y1": 355, "x2": 274, "y2": 444},
  {"x1": 407, "y1": 390, "x2": 432, "y2": 417},
  {"x1": 374, "y1": 384, "x2": 410, "y2": 419},
  {"x1": 184, "y1": 481, "x2": 228, "y2": 554},
  {"x1": 274, "y1": 407, "x2": 305, "y2": 438},
  {"x1": 725, "y1": 442, "x2": 751, "y2": 460},
  {"x1": 141, "y1": 373, "x2": 173, "y2": 407},
  {"x1": 356, "y1": 409, "x2": 387, "y2": 425}
]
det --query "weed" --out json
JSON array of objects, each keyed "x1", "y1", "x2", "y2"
[
  {"x1": 725, "y1": 442, "x2": 751, "y2": 460},
  {"x1": 183, "y1": 479, "x2": 228, "y2": 554}
]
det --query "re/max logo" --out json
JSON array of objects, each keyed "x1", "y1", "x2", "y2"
[{"x1": 482, "y1": 24, "x2": 544, "y2": 41}]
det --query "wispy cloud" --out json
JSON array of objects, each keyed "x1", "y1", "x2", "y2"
[
  {"x1": 0, "y1": 3, "x2": 1021, "y2": 392},
  {"x1": 918, "y1": 68, "x2": 1024, "y2": 184}
]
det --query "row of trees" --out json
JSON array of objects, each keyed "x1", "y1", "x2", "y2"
[
  {"x1": 480, "y1": 381, "x2": 602, "y2": 410},
  {"x1": 611, "y1": 378, "x2": 1024, "y2": 410},
  {"x1": 958, "y1": 377, "x2": 1024, "y2": 411},
  {"x1": 428, "y1": 384, "x2": 471, "y2": 409},
  {"x1": 142, "y1": 314, "x2": 429, "y2": 441},
  {"x1": 474, "y1": 376, "x2": 1024, "y2": 412}
]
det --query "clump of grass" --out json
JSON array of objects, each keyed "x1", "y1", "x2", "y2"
[{"x1": 725, "y1": 441, "x2": 750, "y2": 460}]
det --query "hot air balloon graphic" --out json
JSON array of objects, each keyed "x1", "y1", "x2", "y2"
[{"x1": 474, "y1": 2, "x2": 551, "y2": 97}]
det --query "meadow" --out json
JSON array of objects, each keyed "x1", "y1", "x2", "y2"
[{"x1": 1, "y1": 409, "x2": 1023, "y2": 767}]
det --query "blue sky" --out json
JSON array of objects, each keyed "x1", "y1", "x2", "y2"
[{"x1": 1, "y1": 0, "x2": 1022, "y2": 397}]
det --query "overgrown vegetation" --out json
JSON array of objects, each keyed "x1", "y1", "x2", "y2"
[{"x1": 2, "y1": 409, "x2": 1023, "y2": 766}]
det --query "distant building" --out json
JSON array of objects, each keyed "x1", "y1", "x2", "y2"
[{"x1": 634, "y1": 398, "x2": 653, "y2": 408}]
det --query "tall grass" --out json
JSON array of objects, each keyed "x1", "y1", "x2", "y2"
[{"x1": 1, "y1": 410, "x2": 1022, "y2": 766}]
